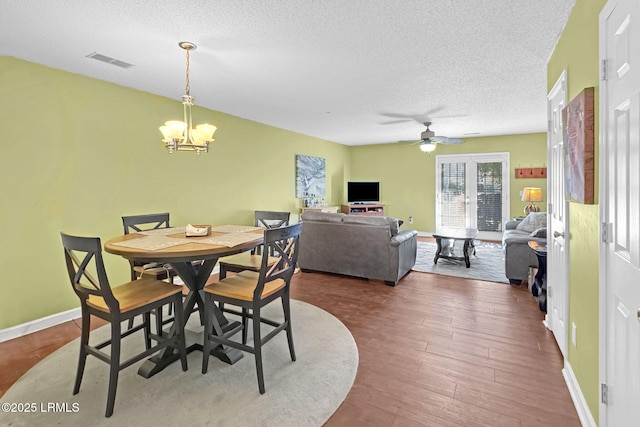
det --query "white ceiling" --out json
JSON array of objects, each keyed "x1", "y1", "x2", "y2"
[{"x1": 0, "y1": 0, "x2": 575, "y2": 146}]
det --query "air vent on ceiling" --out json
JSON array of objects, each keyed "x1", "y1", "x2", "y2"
[{"x1": 86, "y1": 52, "x2": 134, "y2": 69}]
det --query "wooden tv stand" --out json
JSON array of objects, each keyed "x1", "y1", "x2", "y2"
[{"x1": 341, "y1": 204, "x2": 384, "y2": 216}]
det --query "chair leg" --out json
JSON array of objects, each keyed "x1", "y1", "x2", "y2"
[
  {"x1": 241, "y1": 308, "x2": 248, "y2": 344},
  {"x1": 172, "y1": 295, "x2": 188, "y2": 372},
  {"x1": 282, "y1": 294, "x2": 296, "y2": 362},
  {"x1": 106, "y1": 321, "x2": 121, "y2": 418},
  {"x1": 168, "y1": 274, "x2": 174, "y2": 316},
  {"x1": 73, "y1": 310, "x2": 90, "y2": 395},
  {"x1": 143, "y1": 312, "x2": 152, "y2": 350},
  {"x1": 253, "y1": 305, "x2": 265, "y2": 394},
  {"x1": 127, "y1": 269, "x2": 139, "y2": 330},
  {"x1": 218, "y1": 267, "x2": 227, "y2": 314},
  {"x1": 155, "y1": 307, "x2": 164, "y2": 337},
  {"x1": 201, "y1": 293, "x2": 214, "y2": 374}
]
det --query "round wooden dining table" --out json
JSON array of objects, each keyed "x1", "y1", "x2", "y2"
[{"x1": 104, "y1": 226, "x2": 263, "y2": 378}]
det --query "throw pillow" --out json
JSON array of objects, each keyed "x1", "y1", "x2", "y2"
[
  {"x1": 516, "y1": 212, "x2": 547, "y2": 233},
  {"x1": 529, "y1": 227, "x2": 547, "y2": 238}
]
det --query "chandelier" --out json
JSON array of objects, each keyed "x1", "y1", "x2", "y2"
[{"x1": 159, "y1": 42, "x2": 216, "y2": 154}]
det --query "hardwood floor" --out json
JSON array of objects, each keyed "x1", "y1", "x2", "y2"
[{"x1": 0, "y1": 244, "x2": 580, "y2": 426}]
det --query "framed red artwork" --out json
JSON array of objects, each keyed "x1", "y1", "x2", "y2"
[{"x1": 562, "y1": 87, "x2": 595, "y2": 204}]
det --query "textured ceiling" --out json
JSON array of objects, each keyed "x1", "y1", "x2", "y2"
[{"x1": 0, "y1": 0, "x2": 575, "y2": 145}]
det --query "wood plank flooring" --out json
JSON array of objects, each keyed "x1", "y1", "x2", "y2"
[{"x1": 0, "y1": 240, "x2": 580, "y2": 426}]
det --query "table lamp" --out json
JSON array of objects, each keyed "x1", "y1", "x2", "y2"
[{"x1": 522, "y1": 187, "x2": 543, "y2": 214}]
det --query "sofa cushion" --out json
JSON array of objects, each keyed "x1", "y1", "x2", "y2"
[
  {"x1": 342, "y1": 215, "x2": 399, "y2": 235},
  {"x1": 516, "y1": 212, "x2": 547, "y2": 232},
  {"x1": 301, "y1": 211, "x2": 345, "y2": 223}
]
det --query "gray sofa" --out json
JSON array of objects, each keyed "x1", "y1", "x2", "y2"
[
  {"x1": 298, "y1": 211, "x2": 418, "y2": 286},
  {"x1": 502, "y1": 212, "x2": 547, "y2": 285}
]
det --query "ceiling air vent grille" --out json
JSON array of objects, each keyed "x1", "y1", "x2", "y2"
[{"x1": 86, "y1": 52, "x2": 134, "y2": 69}]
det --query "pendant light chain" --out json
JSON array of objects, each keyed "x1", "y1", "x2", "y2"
[{"x1": 184, "y1": 46, "x2": 191, "y2": 97}]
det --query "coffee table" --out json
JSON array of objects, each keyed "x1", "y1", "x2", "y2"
[{"x1": 432, "y1": 227, "x2": 479, "y2": 268}]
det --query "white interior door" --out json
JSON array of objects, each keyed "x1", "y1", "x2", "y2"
[
  {"x1": 435, "y1": 153, "x2": 509, "y2": 241},
  {"x1": 546, "y1": 71, "x2": 569, "y2": 357},
  {"x1": 600, "y1": 0, "x2": 640, "y2": 425}
]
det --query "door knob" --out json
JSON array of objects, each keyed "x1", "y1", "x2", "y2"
[{"x1": 553, "y1": 231, "x2": 564, "y2": 238}]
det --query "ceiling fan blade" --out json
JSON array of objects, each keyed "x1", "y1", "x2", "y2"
[
  {"x1": 432, "y1": 136, "x2": 463, "y2": 144},
  {"x1": 380, "y1": 107, "x2": 446, "y2": 125},
  {"x1": 380, "y1": 119, "x2": 414, "y2": 125}
]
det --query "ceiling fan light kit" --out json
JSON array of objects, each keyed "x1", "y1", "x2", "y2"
[
  {"x1": 398, "y1": 121, "x2": 463, "y2": 152},
  {"x1": 419, "y1": 141, "x2": 437, "y2": 152},
  {"x1": 159, "y1": 41, "x2": 217, "y2": 155}
]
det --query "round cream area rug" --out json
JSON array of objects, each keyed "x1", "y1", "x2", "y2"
[{"x1": 1, "y1": 300, "x2": 358, "y2": 426}]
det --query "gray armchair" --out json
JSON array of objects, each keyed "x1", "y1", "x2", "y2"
[{"x1": 502, "y1": 213, "x2": 547, "y2": 285}]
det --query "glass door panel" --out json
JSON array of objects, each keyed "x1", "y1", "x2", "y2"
[
  {"x1": 476, "y1": 162, "x2": 503, "y2": 232},
  {"x1": 439, "y1": 162, "x2": 467, "y2": 227}
]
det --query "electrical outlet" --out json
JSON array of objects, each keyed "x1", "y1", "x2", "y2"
[
  {"x1": 409, "y1": 216, "x2": 413, "y2": 224},
  {"x1": 572, "y1": 322, "x2": 577, "y2": 347}
]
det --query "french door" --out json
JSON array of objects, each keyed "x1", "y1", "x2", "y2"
[{"x1": 435, "y1": 153, "x2": 510, "y2": 240}]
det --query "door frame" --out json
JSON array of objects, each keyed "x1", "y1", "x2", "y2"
[
  {"x1": 546, "y1": 69, "x2": 569, "y2": 357},
  {"x1": 598, "y1": 10, "x2": 608, "y2": 418}
]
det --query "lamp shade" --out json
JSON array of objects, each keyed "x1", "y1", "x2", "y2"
[{"x1": 521, "y1": 187, "x2": 543, "y2": 202}]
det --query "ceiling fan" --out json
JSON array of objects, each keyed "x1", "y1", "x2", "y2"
[{"x1": 403, "y1": 122, "x2": 464, "y2": 152}]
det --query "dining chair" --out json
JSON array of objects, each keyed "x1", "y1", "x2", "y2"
[
  {"x1": 122, "y1": 212, "x2": 177, "y2": 333},
  {"x1": 201, "y1": 223, "x2": 302, "y2": 394},
  {"x1": 217, "y1": 210, "x2": 291, "y2": 280},
  {"x1": 60, "y1": 232, "x2": 188, "y2": 417},
  {"x1": 122, "y1": 212, "x2": 175, "y2": 282}
]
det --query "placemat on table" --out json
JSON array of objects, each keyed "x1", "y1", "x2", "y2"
[
  {"x1": 111, "y1": 235, "x2": 192, "y2": 250},
  {"x1": 138, "y1": 227, "x2": 186, "y2": 236},
  {"x1": 198, "y1": 232, "x2": 262, "y2": 247},
  {"x1": 211, "y1": 225, "x2": 263, "y2": 233}
]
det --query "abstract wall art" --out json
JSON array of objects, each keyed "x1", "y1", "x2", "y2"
[
  {"x1": 562, "y1": 87, "x2": 595, "y2": 204},
  {"x1": 295, "y1": 154, "x2": 326, "y2": 198}
]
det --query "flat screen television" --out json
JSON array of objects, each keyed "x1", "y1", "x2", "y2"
[{"x1": 347, "y1": 181, "x2": 380, "y2": 204}]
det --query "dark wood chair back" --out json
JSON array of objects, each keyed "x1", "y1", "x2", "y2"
[
  {"x1": 254, "y1": 210, "x2": 290, "y2": 229},
  {"x1": 122, "y1": 212, "x2": 170, "y2": 234},
  {"x1": 253, "y1": 211, "x2": 290, "y2": 256},
  {"x1": 253, "y1": 223, "x2": 301, "y2": 298},
  {"x1": 61, "y1": 233, "x2": 118, "y2": 311}
]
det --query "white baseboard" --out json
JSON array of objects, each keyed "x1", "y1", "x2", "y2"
[
  {"x1": 0, "y1": 307, "x2": 81, "y2": 344},
  {"x1": 0, "y1": 267, "x2": 223, "y2": 343},
  {"x1": 563, "y1": 360, "x2": 597, "y2": 427}
]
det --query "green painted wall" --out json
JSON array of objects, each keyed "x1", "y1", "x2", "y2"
[
  {"x1": 547, "y1": 0, "x2": 606, "y2": 422},
  {"x1": 348, "y1": 133, "x2": 547, "y2": 232},
  {"x1": 0, "y1": 56, "x2": 349, "y2": 329}
]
